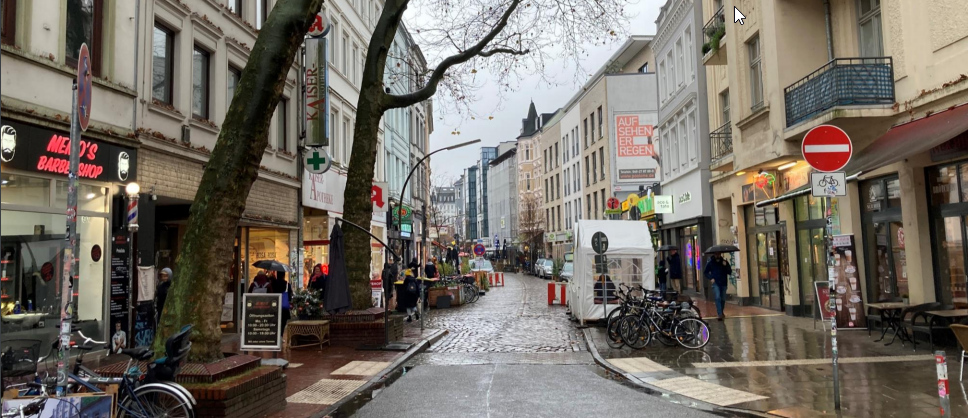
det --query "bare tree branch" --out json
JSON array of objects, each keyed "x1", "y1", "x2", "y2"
[{"x1": 479, "y1": 48, "x2": 530, "y2": 57}]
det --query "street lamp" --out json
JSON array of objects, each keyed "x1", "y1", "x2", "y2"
[
  {"x1": 125, "y1": 182, "x2": 139, "y2": 339},
  {"x1": 385, "y1": 138, "x2": 480, "y2": 340}
]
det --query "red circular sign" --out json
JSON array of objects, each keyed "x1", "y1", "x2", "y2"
[
  {"x1": 802, "y1": 125, "x2": 852, "y2": 172},
  {"x1": 474, "y1": 244, "x2": 486, "y2": 256},
  {"x1": 76, "y1": 43, "x2": 93, "y2": 132},
  {"x1": 91, "y1": 245, "x2": 102, "y2": 263},
  {"x1": 607, "y1": 197, "x2": 620, "y2": 210}
]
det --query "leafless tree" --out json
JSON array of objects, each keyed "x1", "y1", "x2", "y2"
[
  {"x1": 518, "y1": 194, "x2": 545, "y2": 263},
  {"x1": 342, "y1": 0, "x2": 633, "y2": 306}
]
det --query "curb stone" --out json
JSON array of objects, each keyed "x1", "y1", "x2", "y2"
[
  {"x1": 312, "y1": 329, "x2": 449, "y2": 418},
  {"x1": 580, "y1": 328, "x2": 778, "y2": 418}
]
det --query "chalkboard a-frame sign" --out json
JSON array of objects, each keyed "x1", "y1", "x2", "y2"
[{"x1": 241, "y1": 294, "x2": 283, "y2": 351}]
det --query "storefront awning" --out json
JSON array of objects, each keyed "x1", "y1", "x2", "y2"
[
  {"x1": 843, "y1": 102, "x2": 968, "y2": 174},
  {"x1": 755, "y1": 172, "x2": 863, "y2": 207}
]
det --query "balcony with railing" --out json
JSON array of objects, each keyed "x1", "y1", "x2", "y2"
[
  {"x1": 710, "y1": 122, "x2": 733, "y2": 170},
  {"x1": 784, "y1": 57, "x2": 895, "y2": 128},
  {"x1": 701, "y1": 6, "x2": 727, "y2": 65}
]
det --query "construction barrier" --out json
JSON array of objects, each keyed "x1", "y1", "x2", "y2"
[
  {"x1": 488, "y1": 272, "x2": 505, "y2": 287},
  {"x1": 547, "y1": 282, "x2": 567, "y2": 306}
]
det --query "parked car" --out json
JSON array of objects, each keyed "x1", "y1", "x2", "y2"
[
  {"x1": 470, "y1": 259, "x2": 494, "y2": 274},
  {"x1": 533, "y1": 258, "x2": 546, "y2": 276},
  {"x1": 540, "y1": 259, "x2": 555, "y2": 279},
  {"x1": 560, "y1": 262, "x2": 573, "y2": 281}
]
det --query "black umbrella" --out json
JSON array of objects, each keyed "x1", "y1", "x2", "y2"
[
  {"x1": 324, "y1": 223, "x2": 353, "y2": 314},
  {"x1": 657, "y1": 245, "x2": 679, "y2": 252},
  {"x1": 253, "y1": 260, "x2": 290, "y2": 272},
  {"x1": 704, "y1": 244, "x2": 740, "y2": 254}
]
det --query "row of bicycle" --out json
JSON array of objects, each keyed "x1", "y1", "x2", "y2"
[
  {"x1": 604, "y1": 284, "x2": 711, "y2": 350},
  {"x1": 1, "y1": 324, "x2": 196, "y2": 418}
]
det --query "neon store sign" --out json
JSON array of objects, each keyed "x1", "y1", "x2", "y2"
[{"x1": 37, "y1": 134, "x2": 105, "y2": 178}]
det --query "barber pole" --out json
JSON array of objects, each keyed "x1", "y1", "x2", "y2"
[{"x1": 127, "y1": 198, "x2": 139, "y2": 231}]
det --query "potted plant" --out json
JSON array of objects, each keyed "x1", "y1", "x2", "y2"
[
  {"x1": 552, "y1": 259, "x2": 564, "y2": 281},
  {"x1": 901, "y1": 293, "x2": 909, "y2": 305},
  {"x1": 292, "y1": 289, "x2": 325, "y2": 319}
]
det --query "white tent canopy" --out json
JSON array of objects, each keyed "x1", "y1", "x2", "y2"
[{"x1": 569, "y1": 220, "x2": 655, "y2": 324}]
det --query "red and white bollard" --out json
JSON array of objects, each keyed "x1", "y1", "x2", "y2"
[
  {"x1": 489, "y1": 272, "x2": 505, "y2": 287},
  {"x1": 547, "y1": 282, "x2": 567, "y2": 305},
  {"x1": 937, "y1": 351, "x2": 952, "y2": 418}
]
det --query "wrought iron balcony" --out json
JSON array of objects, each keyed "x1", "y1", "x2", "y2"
[
  {"x1": 702, "y1": 6, "x2": 726, "y2": 55},
  {"x1": 710, "y1": 122, "x2": 733, "y2": 163},
  {"x1": 784, "y1": 57, "x2": 895, "y2": 127}
]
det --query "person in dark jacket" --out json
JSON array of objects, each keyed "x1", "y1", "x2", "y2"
[
  {"x1": 308, "y1": 264, "x2": 328, "y2": 295},
  {"x1": 155, "y1": 268, "x2": 172, "y2": 326},
  {"x1": 593, "y1": 274, "x2": 617, "y2": 304},
  {"x1": 703, "y1": 254, "x2": 731, "y2": 320},
  {"x1": 408, "y1": 258, "x2": 421, "y2": 277},
  {"x1": 399, "y1": 270, "x2": 420, "y2": 322},
  {"x1": 424, "y1": 259, "x2": 438, "y2": 279},
  {"x1": 270, "y1": 271, "x2": 293, "y2": 327},
  {"x1": 656, "y1": 260, "x2": 668, "y2": 293},
  {"x1": 666, "y1": 250, "x2": 683, "y2": 292}
]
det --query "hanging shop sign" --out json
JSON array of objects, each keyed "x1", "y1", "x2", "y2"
[
  {"x1": 741, "y1": 172, "x2": 778, "y2": 203},
  {"x1": 0, "y1": 120, "x2": 137, "y2": 182},
  {"x1": 393, "y1": 205, "x2": 414, "y2": 225},
  {"x1": 654, "y1": 195, "x2": 673, "y2": 214},
  {"x1": 305, "y1": 38, "x2": 330, "y2": 147}
]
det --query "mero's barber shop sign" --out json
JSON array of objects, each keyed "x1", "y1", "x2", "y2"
[{"x1": 1, "y1": 120, "x2": 137, "y2": 182}]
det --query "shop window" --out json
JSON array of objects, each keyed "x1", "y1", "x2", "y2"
[
  {"x1": 746, "y1": 204, "x2": 778, "y2": 227},
  {"x1": 54, "y1": 181, "x2": 108, "y2": 213},
  {"x1": 886, "y1": 177, "x2": 902, "y2": 208},
  {"x1": 245, "y1": 228, "x2": 291, "y2": 287},
  {"x1": 228, "y1": 0, "x2": 242, "y2": 17},
  {"x1": 930, "y1": 164, "x2": 960, "y2": 205},
  {"x1": 1, "y1": 0, "x2": 15, "y2": 46},
  {"x1": 1, "y1": 174, "x2": 50, "y2": 207},
  {"x1": 65, "y1": 0, "x2": 103, "y2": 76}
]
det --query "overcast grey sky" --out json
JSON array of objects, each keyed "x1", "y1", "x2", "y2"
[{"x1": 419, "y1": 0, "x2": 666, "y2": 184}]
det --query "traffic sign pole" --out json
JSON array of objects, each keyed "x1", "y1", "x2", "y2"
[
  {"x1": 57, "y1": 80, "x2": 82, "y2": 397},
  {"x1": 804, "y1": 125, "x2": 852, "y2": 412}
]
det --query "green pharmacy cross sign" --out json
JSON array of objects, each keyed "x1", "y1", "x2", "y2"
[
  {"x1": 393, "y1": 205, "x2": 414, "y2": 225},
  {"x1": 305, "y1": 148, "x2": 332, "y2": 174}
]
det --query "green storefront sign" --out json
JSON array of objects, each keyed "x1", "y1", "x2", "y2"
[{"x1": 393, "y1": 205, "x2": 414, "y2": 225}]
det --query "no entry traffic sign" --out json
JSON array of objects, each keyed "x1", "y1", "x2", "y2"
[
  {"x1": 802, "y1": 125, "x2": 852, "y2": 173},
  {"x1": 76, "y1": 44, "x2": 93, "y2": 132}
]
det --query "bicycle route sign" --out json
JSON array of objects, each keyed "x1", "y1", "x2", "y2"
[
  {"x1": 811, "y1": 172, "x2": 847, "y2": 197},
  {"x1": 591, "y1": 231, "x2": 609, "y2": 255},
  {"x1": 802, "y1": 125, "x2": 852, "y2": 173}
]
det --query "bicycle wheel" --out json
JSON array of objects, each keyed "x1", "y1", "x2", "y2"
[
  {"x1": 605, "y1": 309, "x2": 626, "y2": 349},
  {"x1": 619, "y1": 316, "x2": 651, "y2": 349},
  {"x1": 119, "y1": 385, "x2": 195, "y2": 418},
  {"x1": 465, "y1": 284, "x2": 480, "y2": 303},
  {"x1": 674, "y1": 318, "x2": 710, "y2": 349}
]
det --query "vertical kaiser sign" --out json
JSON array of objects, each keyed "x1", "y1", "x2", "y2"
[
  {"x1": 614, "y1": 113, "x2": 661, "y2": 183},
  {"x1": 305, "y1": 38, "x2": 329, "y2": 147}
]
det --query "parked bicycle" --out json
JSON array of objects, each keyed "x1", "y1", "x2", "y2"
[
  {"x1": 1, "y1": 325, "x2": 197, "y2": 418},
  {"x1": 440, "y1": 274, "x2": 480, "y2": 304},
  {"x1": 604, "y1": 285, "x2": 709, "y2": 350}
]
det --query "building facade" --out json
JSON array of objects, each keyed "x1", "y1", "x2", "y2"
[
  {"x1": 487, "y1": 147, "x2": 518, "y2": 255},
  {"x1": 463, "y1": 165, "x2": 479, "y2": 243},
  {"x1": 538, "y1": 110, "x2": 565, "y2": 258},
  {"x1": 654, "y1": 0, "x2": 712, "y2": 298},
  {"x1": 2, "y1": 0, "x2": 142, "y2": 346},
  {"x1": 476, "y1": 146, "x2": 498, "y2": 245},
  {"x1": 702, "y1": 0, "x2": 968, "y2": 317}
]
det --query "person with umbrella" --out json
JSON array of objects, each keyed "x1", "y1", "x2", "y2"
[
  {"x1": 703, "y1": 245, "x2": 738, "y2": 321},
  {"x1": 249, "y1": 271, "x2": 271, "y2": 293}
]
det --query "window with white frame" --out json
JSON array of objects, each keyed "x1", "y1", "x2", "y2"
[
  {"x1": 277, "y1": 98, "x2": 288, "y2": 152},
  {"x1": 590, "y1": 112, "x2": 596, "y2": 143},
  {"x1": 597, "y1": 106, "x2": 603, "y2": 139},
  {"x1": 685, "y1": 26, "x2": 694, "y2": 81},
  {"x1": 342, "y1": 33, "x2": 349, "y2": 74},
  {"x1": 669, "y1": 124, "x2": 678, "y2": 175},
  {"x1": 659, "y1": 60, "x2": 666, "y2": 100},
  {"x1": 678, "y1": 117, "x2": 687, "y2": 169},
  {"x1": 192, "y1": 45, "x2": 211, "y2": 120},
  {"x1": 720, "y1": 89, "x2": 731, "y2": 126},
  {"x1": 687, "y1": 110, "x2": 697, "y2": 164},
  {"x1": 675, "y1": 38, "x2": 684, "y2": 87},
  {"x1": 748, "y1": 35, "x2": 763, "y2": 110},
  {"x1": 353, "y1": 44, "x2": 360, "y2": 85},
  {"x1": 858, "y1": 0, "x2": 883, "y2": 56},
  {"x1": 330, "y1": 19, "x2": 339, "y2": 63},
  {"x1": 331, "y1": 109, "x2": 340, "y2": 160},
  {"x1": 666, "y1": 51, "x2": 675, "y2": 96},
  {"x1": 343, "y1": 116, "x2": 351, "y2": 163}
]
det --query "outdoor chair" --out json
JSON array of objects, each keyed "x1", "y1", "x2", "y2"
[
  {"x1": 867, "y1": 297, "x2": 903, "y2": 337},
  {"x1": 902, "y1": 302, "x2": 942, "y2": 351},
  {"x1": 949, "y1": 324, "x2": 968, "y2": 380}
]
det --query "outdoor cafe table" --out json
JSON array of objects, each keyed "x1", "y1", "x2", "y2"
[
  {"x1": 865, "y1": 302, "x2": 910, "y2": 346},
  {"x1": 925, "y1": 309, "x2": 968, "y2": 346}
]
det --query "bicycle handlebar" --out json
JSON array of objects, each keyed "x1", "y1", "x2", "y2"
[{"x1": 77, "y1": 331, "x2": 107, "y2": 347}]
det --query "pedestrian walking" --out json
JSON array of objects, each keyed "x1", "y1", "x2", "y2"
[
  {"x1": 249, "y1": 272, "x2": 271, "y2": 293},
  {"x1": 408, "y1": 257, "x2": 421, "y2": 277},
  {"x1": 272, "y1": 271, "x2": 293, "y2": 328},
  {"x1": 155, "y1": 267, "x2": 173, "y2": 325},
  {"x1": 400, "y1": 270, "x2": 420, "y2": 322},
  {"x1": 656, "y1": 260, "x2": 668, "y2": 293},
  {"x1": 666, "y1": 249, "x2": 682, "y2": 292},
  {"x1": 703, "y1": 254, "x2": 731, "y2": 320}
]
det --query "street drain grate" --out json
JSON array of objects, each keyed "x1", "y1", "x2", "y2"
[
  {"x1": 331, "y1": 361, "x2": 391, "y2": 376},
  {"x1": 286, "y1": 379, "x2": 367, "y2": 405}
]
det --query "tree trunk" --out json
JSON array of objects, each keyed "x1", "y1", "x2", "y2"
[
  {"x1": 152, "y1": 0, "x2": 323, "y2": 362},
  {"x1": 342, "y1": 90, "x2": 387, "y2": 309}
]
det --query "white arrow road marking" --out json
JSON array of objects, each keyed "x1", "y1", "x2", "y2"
[
  {"x1": 734, "y1": 7, "x2": 746, "y2": 25},
  {"x1": 804, "y1": 145, "x2": 851, "y2": 153}
]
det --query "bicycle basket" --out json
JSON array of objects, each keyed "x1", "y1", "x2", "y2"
[{"x1": 1, "y1": 339, "x2": 42, "y2": 378}]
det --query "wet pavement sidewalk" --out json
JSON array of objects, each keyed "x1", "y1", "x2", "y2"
[
  {"x1": 221, "y1": 324, "x2": 444, "y2": 418},
  {"x1": 587, "y1": 311, "x2": 967, "y2": 418}
]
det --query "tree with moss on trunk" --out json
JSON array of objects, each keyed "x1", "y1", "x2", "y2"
[
  {"x1": 341, "y1": 0, "x2": 634, "y2": 307},
  {"x1": 152, "y1": 0, "x2": 323, "y2": 362}
]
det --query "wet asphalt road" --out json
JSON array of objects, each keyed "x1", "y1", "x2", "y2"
[{"x1": 348, "y1": 273, "x2": 718, "y2": 418}]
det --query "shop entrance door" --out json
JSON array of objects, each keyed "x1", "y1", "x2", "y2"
[
  {"x1": 749, "y1": 226, "x2": 786, "y2": 310},
  {"x1": 679, "y1": 226, "x2": 702, "y2": 296}
]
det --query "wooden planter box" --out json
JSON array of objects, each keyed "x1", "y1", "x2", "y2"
[{"x1": 428, "y1": 286, "x2": 462, "y2": 307}]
